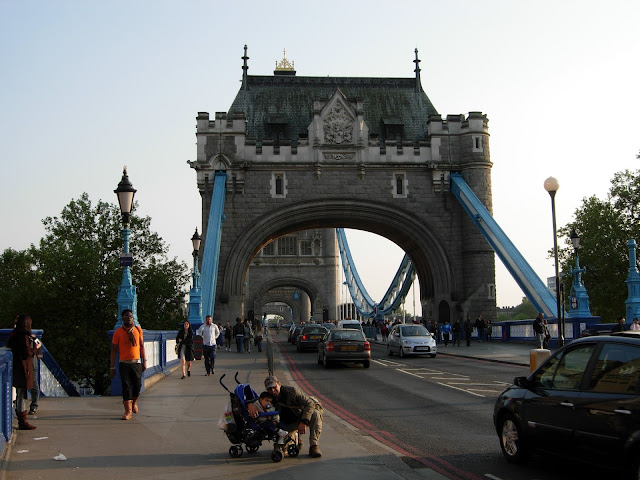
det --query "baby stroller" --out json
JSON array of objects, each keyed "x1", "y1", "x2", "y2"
[{"x1": 219, "y1": 372, "x2": 300, "y2": 462}]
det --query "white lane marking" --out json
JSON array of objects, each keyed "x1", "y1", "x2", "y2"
[
  {"x1": 397, "y1": 369, "x2": 425, "y2": 379},
  {"x1": 484, "y1": 474, "x2": 503, "y2": 480},
  {"x1": 435, "y1": 381, "x2": 485, "y2": 397},
  {"x1": 372, "y1": 359, "x2": 403, "y2": 366},
  {"x1": 447, "y1": 382, "x2": 504, "y2": 386}
]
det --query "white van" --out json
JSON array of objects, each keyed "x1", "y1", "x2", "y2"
[{"x1": 337, "y1": 320, "x2": 363, "y2": 331}]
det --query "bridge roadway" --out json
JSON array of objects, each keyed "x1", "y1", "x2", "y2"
[{"x1": 1, "y1": 336, "x2": 534, "y2": 480}]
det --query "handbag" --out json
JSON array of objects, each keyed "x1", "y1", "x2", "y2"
[{"x1": 175, "y1": 344, "x2": 180, "y2": 355}]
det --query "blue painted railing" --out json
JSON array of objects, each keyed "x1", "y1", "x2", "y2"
[
  {"x1": 0, "y1": 349, "x2": 12, "y2": 452},
  {"x1": 108, "y1": 330, "x2": 180, "y2": 396}
]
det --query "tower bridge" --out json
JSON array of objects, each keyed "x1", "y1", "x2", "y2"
[{"x1": 189, "y1": 46, "x2": 498, "y2": 325}]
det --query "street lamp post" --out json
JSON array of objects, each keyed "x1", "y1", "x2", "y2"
[
  {"x1": 114, "y1": 167, "x2": 138, "y2": 328},
  {"x1": 187, "y1": 228, "x2": 202, "y2": 325},
  {"x1": 544, "y1": 176, "x2": 563, "y2": 346}
]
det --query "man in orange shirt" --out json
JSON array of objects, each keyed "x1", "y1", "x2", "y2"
[{"x1": 111, "y1": 309, "x2": 146, "y2": 420}]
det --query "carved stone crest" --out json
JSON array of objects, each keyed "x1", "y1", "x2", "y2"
[
  {"x1": 323, "y1": 153, "x2": 355, "y2": 160},
  {"x1": 323, "y1": 102, "x2": 353, "y2": 145}
]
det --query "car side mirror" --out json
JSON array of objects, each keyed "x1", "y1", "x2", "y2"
[{"x1": 513, "y1": 376, "x2": 529, "y2": 388}]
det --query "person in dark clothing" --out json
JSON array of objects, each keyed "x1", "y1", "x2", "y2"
[
  {"x1": 452, "y1": 319, "x2": 462, "y2": 346},
  {"x1": 464, "y1": 315, "x2": 473, "y2": 347},
  {"x1": 611, "y1": 316, "x2": 626, "y2": 333},
  {"x1": 8, "y1": 314, "x2": 37, "y2": 430},
  {"x1": 475, "y1": 314, "x2": 485, "y2": 342},
  {"x1": 232, "y1": 317, "x2": 245, "y2": 353},
  {"x1": 176, "y1": 320, "x2": 194, "y2": 379}
]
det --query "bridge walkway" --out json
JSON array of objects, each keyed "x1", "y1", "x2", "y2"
[{"x1": 2, "y1": 336, "x2": 424, "y2": 480}]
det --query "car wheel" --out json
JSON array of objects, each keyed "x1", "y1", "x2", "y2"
[
  {"x1": 399, "y1": 347, "x2": 405, "y2": 358},
  {"x1": 430, "y1": 354, "x2": 436, "y2": 358},
  {"x1": 363, "y1": 360, "x2": 370, "y2": 368},
  {"x1": 387, "y1": 345, "x2": 393, "y2": 356},
  {"x1": 317, "y1": 352, "x2": 323, "y2": 365},
  {"x1": 323, "y1": 356, "x2": 332, "y2": 368},
  {"x1": 296, "y1": 343, "x2": 301, "y2": 352},
  {"x1": 498, "y1": 413, "x2": 529, "y2": 464},
  {"x1": 629, "y1": 446, "x2": 640, "y2": 480}
]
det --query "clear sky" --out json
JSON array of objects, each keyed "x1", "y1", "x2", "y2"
[{"x1": 1, "y1": 1, "x2": 639, "y2": 315}]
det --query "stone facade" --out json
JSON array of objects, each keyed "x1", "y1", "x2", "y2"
[{"x1": 189, "y1": 51, "x2": 496, "y2": 325}]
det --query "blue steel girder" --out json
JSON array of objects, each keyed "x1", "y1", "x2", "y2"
[
  {"x1": 336, "y1": 228, "x2": 415, "y2": 318},
  {"x1": 200, "y1": 172, "x2": 227, "y2": 318},
  {"x1": 449, "y1": 173, "x2": 561, "y2": 319}
]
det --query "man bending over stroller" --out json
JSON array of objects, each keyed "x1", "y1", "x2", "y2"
[{"x1": 248, "y1": 375, "x2": 323, "y2": 458}]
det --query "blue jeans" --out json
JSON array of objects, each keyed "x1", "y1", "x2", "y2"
[
  {"x1": 235, "y1": 336, "x2": 244, "y2": 353},
  {"x1": 202, "y1": 345, "x2": 216, "y2": 373}
]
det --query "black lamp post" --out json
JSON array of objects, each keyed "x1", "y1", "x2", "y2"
[
  {"x1": 188, "y1": 228, "x2": 202, "y2": 324},
  {"x1": 114, "y1": 167, "x2": 138, "y2": 328},
  {"x1": 544, "y1": 176, "x2": 563, "y2": 346}
]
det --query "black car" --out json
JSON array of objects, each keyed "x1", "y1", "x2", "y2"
[
  {"x1": 493, "y1": 332, "x2": 640, "y2": 477},
  {"x1": 296, "y1": 325, "x2": 328, "y2": 352}
]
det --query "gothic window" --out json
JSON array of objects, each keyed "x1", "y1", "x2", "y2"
[
  {"x1": 278, "y1": 236, "x2": 297, "y2": 256},
  {"x1": 262, "y1": 241, "x2": 274, "y2": 256},
  {"x1": 392, "y1": 172, "x2": 408, "y2": 198},
  {"x1": 300, "y1": 240, "x2": 312, "y2": 256},
  {"x1": 271, "y1": 172, "x2": 287, "y2": 198}
]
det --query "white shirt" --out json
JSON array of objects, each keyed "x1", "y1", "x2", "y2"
[{"x1": 197, "y1": 323, "x2": 221, "y2": 346}]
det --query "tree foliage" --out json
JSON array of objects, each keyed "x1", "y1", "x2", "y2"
[
  {"x1": 558, "y1": 164, "x2": 640, "y2": 323},
  {"x1": 0, "y1": 193, "x2": 189, "y2": 394}
]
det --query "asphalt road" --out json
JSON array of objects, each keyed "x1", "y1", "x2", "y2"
[{"x1": 276, "y1": 333, "x2": 623, "y2": 480}]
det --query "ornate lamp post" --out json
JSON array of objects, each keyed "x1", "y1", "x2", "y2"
[
  {"x1": 568, "y1": 229, "x2": 592, "y2": 317},
  {"x1": 114, "y1": 167, "x2": 138, "y2": 328},
  {"x1": 544, "y1": 176, "x2": 563, "y2": 346},
  {"x1": 187, "y1": 228, "x2": 203, "y2": 325}
]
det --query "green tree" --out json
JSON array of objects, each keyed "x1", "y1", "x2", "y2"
[
  {"x1": 558, "y1": 165, "x2": 640, "y2": 323},
  {"x1": 0, "y1": 193, "x2": 189, "y2": 394}
]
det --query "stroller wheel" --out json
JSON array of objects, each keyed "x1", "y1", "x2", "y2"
[
  {"x1": 246, "y1": 444, "x2": 259, "y2": 453},
  {"x1": 271, "y1": 450, "x2": 284, "y2": 462},
  {"x1": 229, "y1": 445, "x2": 243, "y2": 457},
  {"x1": 287, "y1": 443, "x2": 300, "y2": 457}
]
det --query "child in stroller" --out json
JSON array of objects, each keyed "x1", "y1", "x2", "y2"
[{"x1": 219, "y1": 373, "x2": 299, "y2": 462}]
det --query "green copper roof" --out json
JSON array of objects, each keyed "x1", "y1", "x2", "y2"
[{"x1": 228, "y1": 75, "x2": 438, "y2": 144}]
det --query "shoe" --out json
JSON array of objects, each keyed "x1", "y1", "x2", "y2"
[
  {"x1": 17, "y1": 411, "x2": 36, "y2": 430},
  {"x1": 28, "y1": 408, "x2": 37, "y2": 415},
  {"x1": 181, "y1": 375, "x2": 185, "y2": 379},
  {"x1": 187, "y1": 371, "x2": 190, "y2": 377},
  {"x1": 121, "y1": 401, "x2": 132, "y2": 421},
  {"x1": 309, "y1": 445, "x2": 322, "y2": 458},
  {"x1": 131, "y1": 397, "x2": 139, "y2": 414}
]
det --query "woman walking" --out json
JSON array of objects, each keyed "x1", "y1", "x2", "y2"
[
  {"x1": 243, "y1": 319, "x2": 253, "y2": 353},
  {"x1": 8, "y1": 314, "x2": 37, "y2": 430},
  {"x1": 176, "y1": 320, "x2": 195, "y2": 379}
]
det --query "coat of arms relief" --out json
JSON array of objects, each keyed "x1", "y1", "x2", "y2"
[{"x1": 323, "y1": 102, "x2": 353, "y2": 145}]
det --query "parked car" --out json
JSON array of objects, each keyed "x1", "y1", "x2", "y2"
[
  {"x1": 289, "y1": 324, "x2": 305, "y2": 344},
  {"x1": 387, "y1": 324, "x2": 437, "y2": 358},
  {"x1": 317, "y1": 328, "x2": 371, "y2": 368},
  {"x1": 296, "y1": 325, "x2": 329, "y2": 352},
  {"x1": 493, "y1": 332, "x2": 640, "y2": 477}
]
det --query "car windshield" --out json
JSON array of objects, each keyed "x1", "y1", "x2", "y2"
[
  {"x1": 303, "y1": 327, "x2": 327, "y2": 334},
  {"x1": 332, "y1": 331, "x2": 365, "y2": 341},
  {"x1": 401, "y1": 325, "x2": 429, "y2": 337}
]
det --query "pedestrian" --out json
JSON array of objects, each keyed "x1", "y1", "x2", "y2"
[
  {"x1": 247, "y1": 375, "x2": 324, "y2": 458},
  {"x1": 452, "y1": 319, "x2": 462, "y2": 346},
  {"x1": 611, "y1": 316, "x2": 626, "y2": 333},
  {"x1": 216, "y1": 323, "x2": 225, "y2": 347},
  {"x1": 464, "y1": 315, "x2": 473, "y2": 347},
  {"x1": 430, "y1": 319, "x2": 440, "y2": 345},
  {"x1": 475, "y1": 314, "x2": 485, "y2": 342},
  {"x1": 631, "y1": 318, "x2": 640, "y2": 332},
  {"x1": 8, "y1": 314, "x2": 38, "y2": 429},
  {"x1": 381, "y1": 322, "x2": 388, "y2": 341},
  {"x1": 255, "y1": 322, "x2": 264, "y2": 352},
  {"x1": 224, "y1": 321, "x2": 232, "y2": 351},
  {"x1": 233, "y1": 317, "x2": 245, "y2": 353},
  {"x1": 486, "y1": 319, "x2": 493, "y2": 342},
  {"x1": 176, "y1": 320, "x2": 195, "y2": 379},
  {"x1": 533, "y1": 313, "x2": 545, "y2": 348},
  {"x1": 441, "y1": 320, "x2": 451, "y2": 347},
  {"x1": 110, "y1": 309, "x2": 147, "y2": 420},
  {"x1": 542, "y1": 319, "x2": 551, "y2": 349},
  {"x1": 29, "y1": 332, "x2": 42, "y2": 416},
  {"x1": 243, "y1": 319, "x2": 253, "y2": 353},
  {"x1": 196, "y1": 315, "x2": 220, "y2": 376}
]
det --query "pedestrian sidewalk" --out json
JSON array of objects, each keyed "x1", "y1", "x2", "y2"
[{"x1": 1, "y1": 340, "x2": 438, "y2": 480}]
